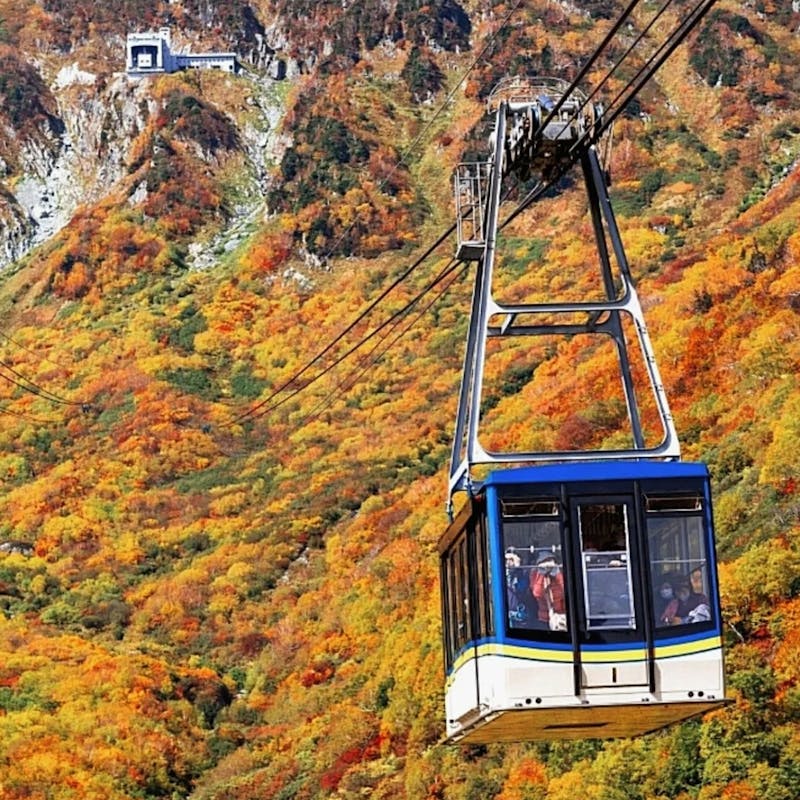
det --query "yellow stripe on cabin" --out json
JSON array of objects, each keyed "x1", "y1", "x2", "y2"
[
  {"x1": 580, "y1": 647, "x2": 647, "y2": 663},
  {"x1": 654, "y1": 635, "x2": 722, "y2": 659},
  {"x1": 477, "y1": 642, "x2": 574, "y2": 662},
  {"x1": 447, "y1": 634, "x2": 723, "y2": 687}
]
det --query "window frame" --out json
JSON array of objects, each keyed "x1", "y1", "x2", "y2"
[
  {"x1": 497, "y1": 494, "x2": 571, "y2": 641},
  {"x1": 440, "y1": 505, "x2": 494, "y2": 670},
  {"x1": 644, "y1": 491, "x2": 716, "y2": 635},
  {"x1": 577, "y1": 501, "x2": 637, "y2": 631}
]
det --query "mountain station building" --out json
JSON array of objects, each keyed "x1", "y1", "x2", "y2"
[{"x1": 126, "y1": 28, "x2": 240, "y2": 75}]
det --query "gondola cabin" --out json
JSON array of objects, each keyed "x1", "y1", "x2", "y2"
[{"x1": 439, "y1": 460, "x2": 726, "y2": 744}]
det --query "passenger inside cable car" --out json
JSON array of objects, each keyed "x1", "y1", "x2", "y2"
[
  {"x1": 531, "y1": 554, "x2": 567, "y2": 631},
  {"x1": 504, "y1": 549, "x2": 530, "y2": 626},
  {"x1": 494, "y1": 487, "x2": 720, "y2": 638}
]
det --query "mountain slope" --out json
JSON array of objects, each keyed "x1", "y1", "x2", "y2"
[{"x1": 0, "y1": 0, "x2": 798, "y2": 798}]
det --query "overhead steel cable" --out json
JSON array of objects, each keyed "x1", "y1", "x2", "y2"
[
  {"x1": 0, "y1": 330, "x2": 88, "y2": 409},
  {"x1": 229, "y1": 175, "x2": 522, "y2": 429},
  {"x1": 544, "y1": 0, "x2": 681, "y2": 144},
  {"x1": 497, "y1": 0, "x2": 714, "y2": 193},
  {"x1": 540, "y1": 0, "x2": 718, "y2": 165},
  {"x1": 225, "y1": 223, "x2": 459, "y2": 427},
  {"x1": 226, "y1": 0, "x2": 715, "y2": 432},
  {"x1": 535, "y1": 0, "x2": 645, "y2": 132},
  {"x1": 235, "y1": 256, "x2": 464, "y2": 426},
  {"x1": 502, "y1": 0, "x2": 718, "y2": 227},
  {"x1": 499, "y1": 176, "x2": 557, "y2": 232},
  {"x1": 586, "y1": 0, "x2": 718, "y2": 143},
  {"x1": 0, "y1": 405, "x2": 54, "y2": 425},
  {"x1": 226, "y1": 2, "x2": 598, "y2": 431},
  {"x1": 288, "y1": 262, "x2": 470, "y2": 430},
  {"x1": 0, "y1": 357, "x2": 86, "y2": 408},
  {"x1": 0, "y1": 329, "x2": 67, "y2": 372}
]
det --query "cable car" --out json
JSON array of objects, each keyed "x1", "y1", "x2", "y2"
[
  {"x1": 439, "y1": 460, "x2": 725, "y2": 743},
  {"x1": 440, "y1": 79, "x2": 728, "y2": 742}
]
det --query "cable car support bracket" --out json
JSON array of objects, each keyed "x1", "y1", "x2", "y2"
[{"x1": 448, "y1": 78, "x2": 680, "y2": 514}]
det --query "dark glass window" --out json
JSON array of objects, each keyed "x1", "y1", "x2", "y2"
[
  {"x1": 474, "y1": 515, "x2": 493, "y2": 640},
  {"x1": 646, "y1": 495, "x2": 713, "y2": 629},
  {"x1": 441, "y1": 512, "x2": 493, "y2": 668},
  {"x1": 454, "y1": 536, "x2": 471, "y2": 650},
  {"x1": 500, "y1": 498, "x2": 567, "y2": 633}
]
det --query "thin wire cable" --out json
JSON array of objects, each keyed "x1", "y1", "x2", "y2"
[
  {"x1": 536, "y1": 0, "x2": 645, "y2": 131},
  {"x1": 292, "y1": 263, "x2": 470, "y2": 429},
  {"x1": 232, "y1": 175, "x2": 520, "y2": 428},
  {"x1": 545, "y1": 0, "x2": 680, "y2": 144},
  {"x1": 502, "y1": 0, "x2": 717, "y2": 227},
  {"x1": 226, "y1": 0, "x2": 715, "y2": 431},
  {"x1": 0, "y1": 359, "x2": 85, "y2": 407},
  {"x1": 0, "y1": 332, "x2": 88, "y2": 408},
  {"x1": 0, "y1": 329, "x2": 67, "y2": 372},
  {"x1": 0, "y1": 361, "x2": 83, "y2": 406},
  {"x1": 0, "y1": 405, "x2": 55, "y2": 425},
  {"x1": 238, "y1": 256, "x2": 464, "y2": 426},
  {"x1": 228, "y1": 2, "x2": 625, "y2": 429},
  {"x1": 589, "y1": 0, "x2": 717, "y2": 142},
  {"x1": 225, "y1": 223, "x2": 459, "y2": 427},
  {"x1": 501, "y1": 0, "x2": 708, "y2": 184},
  {"x1": 552, "y1": 0, "x2": 718, "y2": 162},
  {"x1": 392, "y1": 0, "x2": 528, "y2": 169},
  {"x1": 311, "y1": 259, "x2": 467, "y2": 405}
]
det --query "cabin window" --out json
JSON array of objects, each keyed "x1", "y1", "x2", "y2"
[
  {"x1": 577, "y1": 503, "x2": 636, "y2": 630},
  {"x1": 473, "y1": 514, "x2": 494, "y2": 640},
  {"x1": 453, "y1": 535, "x2": 471, "y2": 652},
  {"x1": 441, "y1": 514, "x2": 493, "y2": 668},
  {"x1": 646, "y1": 495, "x2": 713, "y2": 629},
  {"x1": 501, "y1": 498, "x2": 568, "y2": 633}
]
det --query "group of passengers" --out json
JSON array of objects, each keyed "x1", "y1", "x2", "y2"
[
  {"x1": 655, "y1": 573, "x2": 710, "y2": 626},
  {"x1": 506, "y1": 550, "x2": 567, "y2": 631},
  {"x1": 506, "y1": 548, "x2": 710, "y2": 629}
]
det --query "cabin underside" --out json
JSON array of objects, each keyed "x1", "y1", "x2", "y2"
[{"x1": 448, "y1": 699, "x2": 727, "y2": 744}]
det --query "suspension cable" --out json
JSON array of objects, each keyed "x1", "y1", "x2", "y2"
[
  {"x1": 536, "y1": 0, "x2": 645, "y2": 132},
  {"x1": 590, "y1": 0, "x2": 717, "y2": 142},
  {"x1": 546, "y1": 0, "x2": 681, "y2": 145},
  {"x1": 237, "y1": 256, "x2": 463, "y2": 426},
  {"x1": 224, "y1": 0, "x2": 717, "y2": 431},
  {"x1": 0, "y1": 357, "x2": 86, "y2": 408},
  {"x1": 288, "y1": 263, "x2": 470, "y2": 430},
  {"x1": 502, "y1": 0, "x2": 718, "y2": 227},
  {"x1": 226, "y1": 222, "x2": 459, "y2": 427}
]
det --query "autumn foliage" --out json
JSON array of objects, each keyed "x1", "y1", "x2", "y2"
[{"x1": 0, "y1": 0, "x2": 798, "y2": 799}]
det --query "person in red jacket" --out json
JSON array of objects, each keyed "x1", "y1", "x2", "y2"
[{"x1": 530, "y1": 555, "x2": 567, "y2": 631}]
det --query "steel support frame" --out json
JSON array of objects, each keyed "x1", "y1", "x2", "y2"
[{"x1": 448, "y1": 104, "x2": 679, "y2": 508}]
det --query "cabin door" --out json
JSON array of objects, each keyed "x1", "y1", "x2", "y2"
[{"x1": 569, "y1": 496, "x2": 650, "y2": 690}]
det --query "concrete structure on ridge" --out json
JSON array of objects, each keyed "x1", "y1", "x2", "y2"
[{"x1": 126, "y1": 28, "x2": 240, "y2": 75}]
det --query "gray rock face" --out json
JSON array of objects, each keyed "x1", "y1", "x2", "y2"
[
  {"x1": 0, "y1": 71, "x2": 156, "y2": 268},
  {"x1": 0, "y1": 54, "x2": 291, "y2": 270}
]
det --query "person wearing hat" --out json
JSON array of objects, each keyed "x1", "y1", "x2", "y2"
[
  {"x1": 530, "y1": 554, "x2": 567, "y2": 631},
  {"x1": 658, "y1": 580, "x2": 710, "y2": 625}
]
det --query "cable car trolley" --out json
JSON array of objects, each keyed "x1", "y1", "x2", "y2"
[{"x1": 440, "y1": 78, "x2": 727, "y2": 743}]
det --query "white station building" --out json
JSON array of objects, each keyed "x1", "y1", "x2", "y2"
[{"x1": 126, "y1": 28, "x2": 240, "y2": 75}]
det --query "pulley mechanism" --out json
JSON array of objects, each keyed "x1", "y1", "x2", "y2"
[{"x1": 455, "y1": 77, "x2": 602, "y2": 260}]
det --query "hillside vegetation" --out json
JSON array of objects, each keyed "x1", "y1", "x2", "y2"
[{"x1": 0, "y1": 0, "x2": 798, "y2": 798}]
